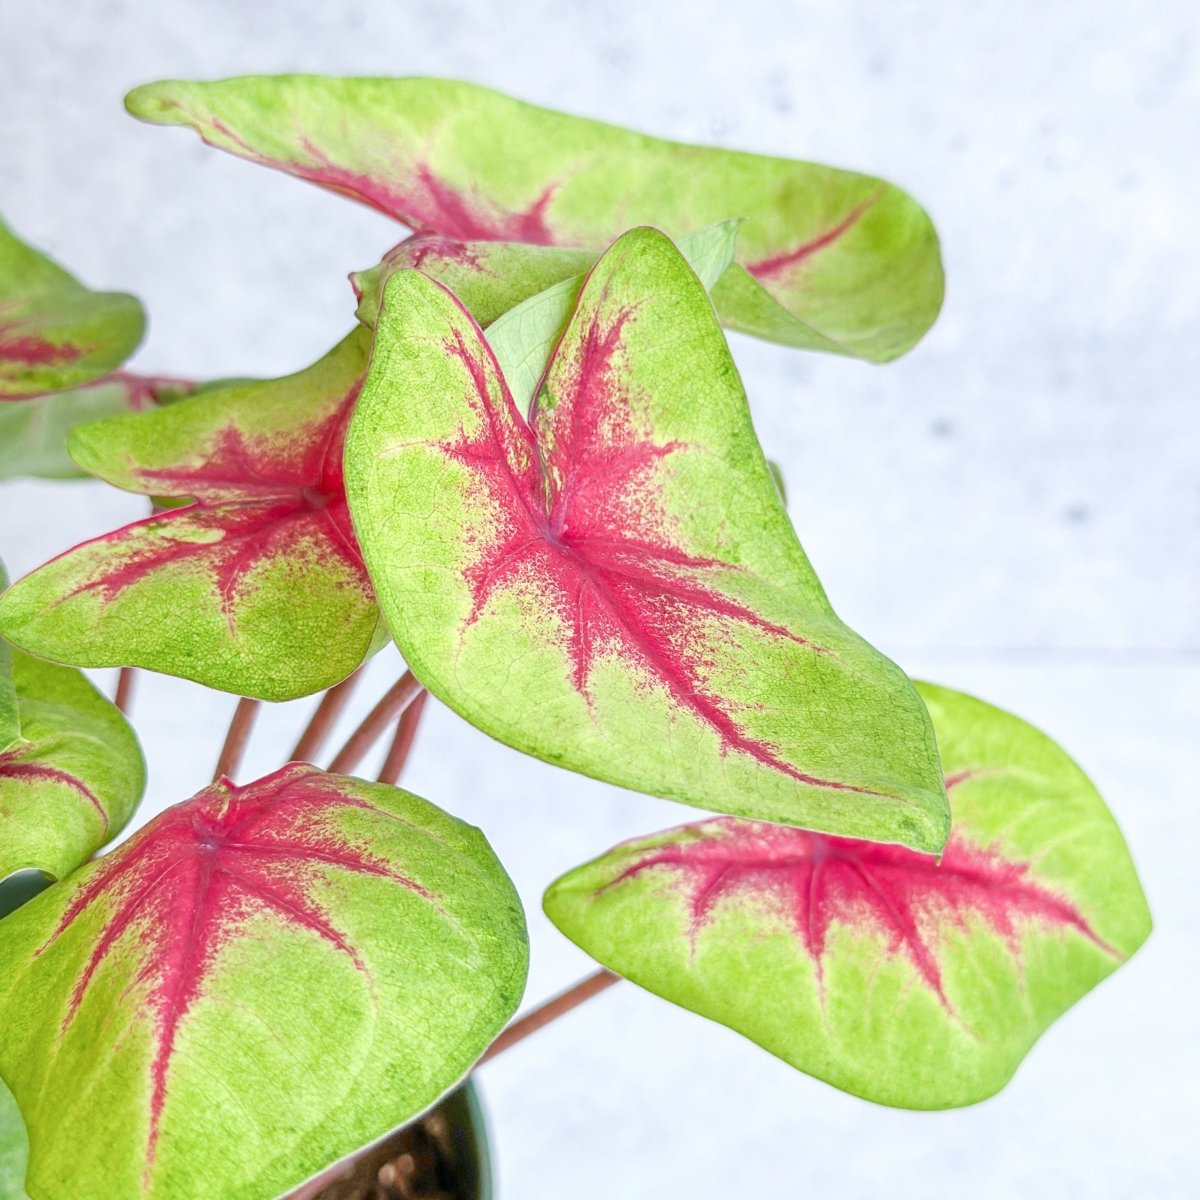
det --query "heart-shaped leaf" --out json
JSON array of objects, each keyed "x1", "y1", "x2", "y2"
[
  {"x1": 347, "y1": 227, "x2": 947, "y2": 850},
  {"x1": 0, "y1": 373, "x2": 196, "y2": 481},
  {"x1": 0, "y1": 647, "x2": 146, "y2": 916},
  {"x1": 126, "y1": 76, "x2": 943, "y2": 363},
  {"x1": 0, "y1": 215, "x2": 145, "y2": 401},
  {"x1": 0, "y1": 1078, "x2": 30, "y2": 1200},
  {"x1": 0, "y1": 331, "x2": 381, "y2": 700},
  {"x1": 0, "y1": 763, "x2": 527, "y2": 1200},
  {"x1": 545, "y1": 681, "x2": 1152, "y2": 1109}
]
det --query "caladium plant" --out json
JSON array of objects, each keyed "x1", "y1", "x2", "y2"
[{"x1": 0, "y1": 75, "x2": 1150, "y2": 1200}]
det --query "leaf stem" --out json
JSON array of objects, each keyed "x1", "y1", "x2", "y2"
[
  {"x1": 327, "y1": 671, "x2": 424, "y2": 775},
  {"x1": 213, "y1": 697, "x2": 260, "y2": 783},
  {"x1": 113, "y1": 666, "x2": 136, "y2": 713},
  {"x1": 476, "y1": 969, "x2": 621, "y2": 1066},
  {"x1": 290, "y1": 668, "x2": 363, "y2": 762},
  {"x1": 377, "y1": 690, "x2": 428, "y2": 785}
]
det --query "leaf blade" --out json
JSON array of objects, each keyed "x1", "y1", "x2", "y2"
[
  {"x1": 126, "y1": 75, "x2": 943, "y2": 362},
  {"x1": 0, "y1": 333, "x2": 380, "y2": 701},
  {"x1": 544, "y1": 682, "x2": 1152, "y2": 1109},
  {"x1": 348, "y1": 228, "x2": 948, "y2": 848},
  {"x1": 0, "y1": 216, "x2": 145, "y2": 401},
  {"x1": 0, "y1": 764, "x2": 527, "y2": 1200},
  {"x1": 0, "y1": 651, "x2": 146, "y2": 912}
]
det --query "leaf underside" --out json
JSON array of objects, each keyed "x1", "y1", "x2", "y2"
[
  {"x1": 125, "y1": 75, "x2": 944, "y2": 362},
  {"x1": 0, "y1": 763, "x2": 528, "y2": 1200},
  {"x1": 0, "y1": 374, "x2": 195, "y2": 481},
  {"x1": 0, "y1": 215, "x2": 144, "y2": 401},
  {"x1": 0, "y1": 1077, "x2": 30, "y2": 1200},
  {"x1": 348, "y1": 227, "x2": 948, "y2": 849},
  {"x1": 544, "y1": 682, "x2": 1152, "y2": 1109},
  {"x1": 0, "y1": 332, "x2": 380, "y2": 700}
]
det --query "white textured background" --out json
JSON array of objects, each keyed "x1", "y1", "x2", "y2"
[{"x1": 1, "y1": 1, "x2": 1197, "y2": 1196}]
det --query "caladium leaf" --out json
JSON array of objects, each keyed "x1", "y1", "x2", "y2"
[
  {"x1": 347, "y1": 228, "x2": 948, "y2": 850},
  {"x1": 544, "y1": 681, "x2": 1153, "y2": 1109},
  {"x1": 0, "y1": 331, "x2": 382, "y2": 701},
  {"x1": 0, "y1": 648, "x2": 146, "y2": 916},
  {"x1": 0, "y1": 215, "x2": 145, "y2": 401},
  {"x1": 0, "y1": 1078, "x2": 30, "y2": 1200},
  {"x1": 0, "y1": 763, "x2": 527, "y2": 1200},
  {"x1": 125, "y1": 75, "x2": 943, "y2": 363},
  {"x1": 0, "y1": 373, "x2": 196, "y2": 481}
]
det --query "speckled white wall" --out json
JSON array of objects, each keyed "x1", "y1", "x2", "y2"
[{"x1": 1, "y1": 2, "x2": 1196, "y2": 1197}]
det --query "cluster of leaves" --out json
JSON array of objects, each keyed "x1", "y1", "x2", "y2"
[{"x1": 0, "y1": 77, "x2": 1150, "y2": 1200}]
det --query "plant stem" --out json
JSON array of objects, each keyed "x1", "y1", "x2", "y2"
[
  {"x1": 327, "y1": 671, "x2": 424, "y2": 775},
  {"x1": 377, "y1": 690, "x2": 428, "y2": 785},
  {"x1": 113, "y1": 667, "x2": 136, "y2": 713},
  {"x1": 476, "y1": 969, "x2": 621, "y2": 1066},
  {"x1": 213, "y1": 697, "x2": 260, "y2": 783},
  {"x1": 289, "y1": 668, "x2": 363, "y2": 762}
]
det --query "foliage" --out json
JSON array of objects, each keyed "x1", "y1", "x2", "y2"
[{"x1": 0, "y1": 76, "x2": 1150, "y2": 1200}]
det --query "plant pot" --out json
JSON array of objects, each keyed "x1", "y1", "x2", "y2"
[{"x1": 287, "y1": 1080, "x2": 491, "y2": 1200}]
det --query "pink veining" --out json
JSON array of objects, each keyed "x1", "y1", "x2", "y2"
[
  {"x1": 206, "y1": 116, "x2": 559, "y2": 242},
  {"x1": 0, "y1": 330, "x2": 86, "y2": 367},
  {"x1": 0, "y1": 761, "x2": 109, "y2": 831},
  {"x1": 604, "y1": 811, "x2": 1119, "y2": 1010},
  {"x1": 747, "y1": 191, "x2": 884, "y2": 280},
  {"x1": 428, "y1": 281, "x2": 886, "y2": 800},
  {"x1": 36, "y1": 764, "x2": 434, "y2": 1181},
  {"x1": 58, "y1": 380, "x2": 369, "y2": 623}
]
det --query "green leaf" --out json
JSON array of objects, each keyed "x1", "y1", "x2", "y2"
[
  {"x1": 0, "y1": 215, "x2": 144, "y2": 401},
  {"x1": 0, "y1": 332, "x2": 381, "y2": 701},
  {"x1": 544, "y1": 681, "x2": 1152, "y2": 1109},
  {"x1": 0, "y1": 763, "x2": 527, "y2": 1200},
  {"x1": 0, "y1": 650, "x2": 146, "y2": 915},
  {"x1": 486, "y1": 218, "x2": 740, "y2": 416},
  {"x1": 0, "y1": 1079, "x2": 30, "y2": 1200},
  {"x1": 347, "y1": 227, "x2": 948, "y2": 850},
  {"x1": 125, "y1": 75, "x2": 943, "y2": 363},
  {"x1": 0, "y1": 374, "x2": 195, "y2": 481}
]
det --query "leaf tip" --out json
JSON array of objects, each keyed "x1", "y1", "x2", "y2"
[{"x1": 124, "y1": 82, "x2": 190, "y2": 126}]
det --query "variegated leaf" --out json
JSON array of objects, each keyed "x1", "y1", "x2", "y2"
[
  {"x1": 0, "y1": 648, "x2": 145, "y2": 916},
  {"x1": 125, "y1": 76, "x2": 943, "y2": 363},
  {"x1": 0, "y1": 764, "x2": 527, "y2": 1200},
  {"x1": 347, "y1": 228, "x2": 948, "y2": 850},
  {"x1": 544, "y1": 682, "x2": 1152, "y2": 1109},
  {"x1": 0, "y1": 332, "x2": 381, "y2": 701},
  {"x1": 0, "y1": 215, "x2": 144, "y2": 401}
]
